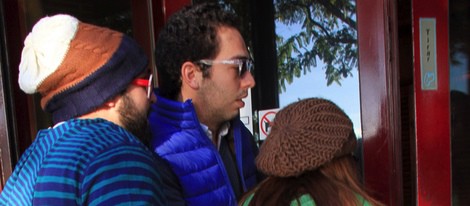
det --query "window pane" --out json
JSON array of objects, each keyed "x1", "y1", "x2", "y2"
[
  {"x1": 449, "y1": 0, "x2": 470, "y2": 205},
  {"x1": 274, "y1": 0, "x2": 361, "y2": 137}
]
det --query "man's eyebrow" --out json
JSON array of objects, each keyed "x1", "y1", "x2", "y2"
[{"x1": 229, "y1": 55, "x2": 250, "y2": 60}]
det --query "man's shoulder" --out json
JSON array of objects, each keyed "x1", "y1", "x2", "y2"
[
  {"x1": 56, "y1": 119, "x2": 151, "y2": 160},
  {"x1": 64, "y1": 118, "x2": 140, "y2": 143}
]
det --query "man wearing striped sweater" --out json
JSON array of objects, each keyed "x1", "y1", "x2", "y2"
[{"x1": 0, "y1": 14, "x2": 167, "y2": 205}]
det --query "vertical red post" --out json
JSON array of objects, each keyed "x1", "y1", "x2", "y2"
[
  {"x1": 357, "y1": 0, "x2": 403, "y2": 205},
  {"x1": 412, "y1": 0, "x2": 451, "y2": 205},
  {"x1": 152, "y1": 0, "x2": 191, "y2": 87}
]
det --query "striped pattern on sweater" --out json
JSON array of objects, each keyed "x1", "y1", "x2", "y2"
[{"x1": 0, "y1": 118, "x2": 166, "y2": 205}]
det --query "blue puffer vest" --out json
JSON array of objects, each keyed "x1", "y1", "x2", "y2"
[{"x1": 149, "y1": 95, "x2": 258, "y2": 206}]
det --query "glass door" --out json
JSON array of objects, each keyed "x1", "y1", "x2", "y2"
[{"x1": 449, "y1": 0, "x2": 470, "y2": 205}]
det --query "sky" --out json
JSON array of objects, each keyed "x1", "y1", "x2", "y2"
[
  {"x1": 278, "y1": 64, "x2": 362, "y2": 137},
  {"x1": 275, "y1": 22, "x2": 363, "y2": 137}
]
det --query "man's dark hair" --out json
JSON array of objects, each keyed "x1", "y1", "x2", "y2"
[{"x1": 155, "y1": 2, "x2": 240, "y2": 100}]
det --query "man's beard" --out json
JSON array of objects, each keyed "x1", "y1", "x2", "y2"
[{"x1": 118, "y1": 94, "x2": 151, "y2": 145}]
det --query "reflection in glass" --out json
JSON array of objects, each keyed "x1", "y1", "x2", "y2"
[{"x1": 450, "y1": 0, "x2": 470, "y2": 205}]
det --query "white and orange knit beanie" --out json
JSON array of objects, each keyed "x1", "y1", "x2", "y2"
[
  {"x1": 18, "y1": 14, "x2": 148, "y2": 123},
  {"x1": 256, "y1": 97, "x2": 357, "y2": 177}
]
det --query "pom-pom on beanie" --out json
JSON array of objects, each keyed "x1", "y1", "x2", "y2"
[
  {"x1": 18, "y1": 14, "x2": 148, "y2": 123},
  {"x1": 256, "y1": 98, "x2": 357, "y2": 177}
]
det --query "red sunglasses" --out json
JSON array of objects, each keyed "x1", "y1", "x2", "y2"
[{"x1": 132, "y1": 74, "x2": 153, "y2": 99}]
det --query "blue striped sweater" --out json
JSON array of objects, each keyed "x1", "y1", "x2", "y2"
[{"x1": 0, "y1": 118, "x2": 166, "y2": 205}]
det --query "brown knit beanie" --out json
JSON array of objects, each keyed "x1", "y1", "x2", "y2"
[{"x1": 256, "y1": 98, "x2": 357, "y2": 177}]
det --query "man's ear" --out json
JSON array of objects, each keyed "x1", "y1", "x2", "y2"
[
  {"x1": 181, "y1": 61, "x2": 201, "y2": 89},
  {"x1": 103, "y1": 95, "x2": 120, "y2": 109}
]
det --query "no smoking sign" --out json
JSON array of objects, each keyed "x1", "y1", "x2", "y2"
[{"x1": 258, "y1": 108, "x2": 279, "y2": 140}]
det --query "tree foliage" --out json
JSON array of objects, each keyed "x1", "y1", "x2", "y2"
[{"x1": 275, "y1": 0, "x2": 358, "y2": 92}]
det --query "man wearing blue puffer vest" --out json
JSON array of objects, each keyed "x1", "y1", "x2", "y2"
[{"x1": 148, "y1": 2, "x2": 262, "y2": 206}]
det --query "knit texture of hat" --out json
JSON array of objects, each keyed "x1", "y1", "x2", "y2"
[
  {"x1": 256, "y1": 98, "x2": 357, "y2": 177},
  {"x1": 18, "y1": 14, "x2": 148, "y2": 123}
]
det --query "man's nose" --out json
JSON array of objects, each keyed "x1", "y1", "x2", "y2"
[{"x1": 241, "y1": 71, "x2": 256, "y2": 89}]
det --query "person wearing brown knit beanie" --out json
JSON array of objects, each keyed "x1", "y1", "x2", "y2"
[{"x1": 240, "y1": 98, "x2": 384, "y2": 206}]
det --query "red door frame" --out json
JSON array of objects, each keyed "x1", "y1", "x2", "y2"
[
  {"x1": 151, "y1": 0, "x2": 191, "y2": 85},
  {"x1": 356, "y1": 0, "x2": 403, "y2": 205},
  {"x1": 358, "y1": 0, "x2": 451, "y2": 205},
  {"x1": 1, "y1": 0, "x2": 34, "y2": 187},
  {"x1": 412, "y1": 0, "x2": 451, "y2": 205}
]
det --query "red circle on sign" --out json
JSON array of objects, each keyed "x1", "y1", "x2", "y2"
[{"x1": 260, "y1": 111, "x2": 277, "y2": 136}]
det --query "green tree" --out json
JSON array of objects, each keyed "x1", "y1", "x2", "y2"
[{"x1": 275, "y1": 0, "x2": 357, "y2": 92}]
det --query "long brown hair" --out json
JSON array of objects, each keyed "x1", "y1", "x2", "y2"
[{"x1": 240, "y1": 156, "x2": 384, "y2": 206}]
